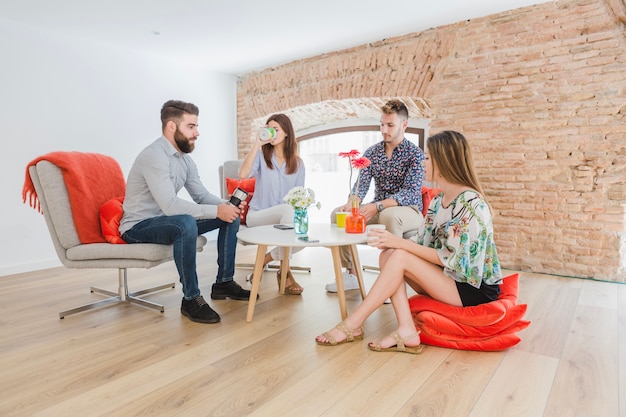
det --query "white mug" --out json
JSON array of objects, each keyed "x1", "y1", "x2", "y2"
[
  {"x1": 366, "y1": 224, "x2": 386, "y2": 246},
  {"x1": 259, "y1": 127, "x2": 276, "y2": 142}
]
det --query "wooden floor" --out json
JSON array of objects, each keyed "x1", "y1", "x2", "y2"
[{"x1": 1, "y1": 244, "x2": 624, "y2": 417}]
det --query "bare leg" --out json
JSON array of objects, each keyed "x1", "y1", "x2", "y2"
[
  {"x1": 315, "y1": 248, "x2": 461, "y2": 345},
  {"x1": 315, "y1": 249, "x2": 407, "y2": 344}
]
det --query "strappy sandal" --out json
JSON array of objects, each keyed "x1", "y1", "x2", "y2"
[
  {"x1": 368, "y1": 330, "x2": 424, "y2": 354},
  {"x1": 276, "y1": 270, "x2": 303, "y2": 295},
  {"x1": 315, "y1": 320, "x2": 364, "y2": 346}
]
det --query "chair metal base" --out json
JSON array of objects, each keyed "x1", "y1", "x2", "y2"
[
  {"x1": 362, "y1": 265, "x2": 380, "y2": 272},
  {"x1": 236, "y1": 261, "x2": 311, "y2": 273},
  {"x1": 59, "y1": 268, "x2": 175, "y2": 319}
]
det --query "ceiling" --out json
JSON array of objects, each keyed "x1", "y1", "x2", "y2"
[{"x1": 1, "y1": 0, "x2": 552, "y2": 75}]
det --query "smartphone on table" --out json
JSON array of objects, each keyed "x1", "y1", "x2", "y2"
[{"x1": 298, "y1": 236, "x2": 319, "y2": 243}]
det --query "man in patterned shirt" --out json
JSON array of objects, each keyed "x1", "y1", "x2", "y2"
[{"x1": 327, "y1": 99, "x2": 425, "y2": 292}]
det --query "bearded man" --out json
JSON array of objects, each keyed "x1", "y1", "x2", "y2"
[{"x1": 120, "y1": 100, "x2": 253, "y2": 324}]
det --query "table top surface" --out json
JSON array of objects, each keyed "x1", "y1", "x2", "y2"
[{"x1": 237, "y1": 223, "x2": 367, "y2": 247}]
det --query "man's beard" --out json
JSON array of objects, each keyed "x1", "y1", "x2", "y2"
[{"x1": 174, "y1": 127, "x2": 195, "y2": 153}]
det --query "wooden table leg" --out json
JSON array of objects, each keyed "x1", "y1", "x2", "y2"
[
  {"x1": 278, "y1": 247, "x2": 290, "y2": 294},
  {"x1": 349, "y1": 244, "x2": 366, "y2": 300},
  {"x1": 330, "y1": 246, "x2": 347, "y2": 319},
  {"x1": 246, "y1": 244, "x2": 268, "y2": 322}
]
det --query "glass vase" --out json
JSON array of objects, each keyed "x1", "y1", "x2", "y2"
[
  {"x1": 294, "y1": 208, "x2": 309, "y2": 234},
  {"x1": 345, "y1": 197, "x2": 366, "y2": 234}
]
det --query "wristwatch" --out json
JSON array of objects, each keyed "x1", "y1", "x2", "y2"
[{"x1": 376, "y1": 202, "x2": 384, "y2": 212}]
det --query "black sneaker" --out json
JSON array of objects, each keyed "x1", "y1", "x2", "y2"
[
  {"x1": 180, "y1": 296, "x2": 221, "y2": 323},
  {"x1": 211, "y1": 280, "x2": 258, "y2": 300}
]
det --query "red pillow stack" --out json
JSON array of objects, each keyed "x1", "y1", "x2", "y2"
[
  {"x1": 409, "y1": 273, "x2": 530, "y2": 351},
  {"x1": 225, "y1": 177, "x2": 256, "y2": 225}
]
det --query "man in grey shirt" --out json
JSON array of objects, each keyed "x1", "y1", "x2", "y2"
[{"x1": 120, "y1": 100, "x2": 253, "y2": 324}]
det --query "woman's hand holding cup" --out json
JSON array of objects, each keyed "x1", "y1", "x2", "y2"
[{"x1": 366, "y1": 224, "x2": 386, "y2": 247}]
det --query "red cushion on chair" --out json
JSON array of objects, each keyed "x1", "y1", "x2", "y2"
[
  {"x1": 421, "y1": 186, "x2": 441, "y2": 216},
  {"x1": 99, "y1": 196, "x2": 127, "y2": 244},
  {"x1": 226, "y1": 177, "x2": 255, "y2": 225}
]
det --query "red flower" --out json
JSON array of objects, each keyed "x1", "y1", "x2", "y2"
[
  {"x1": 339, "y1": 149, "x2": 360, "y2": 159},
  {"x1": 351, "y1": 157, "x2": 371, "y2": 170},
  {"x1": 338, "y1": 150, "x2": 371, "y2": 198}
]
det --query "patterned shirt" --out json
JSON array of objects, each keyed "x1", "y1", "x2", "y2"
[
  {"x1": 354, "y1": 138, "x2": 424, "y2": 210},
  {"x1": 417, "y1": 190, "x2": 502, "y2": 288}
]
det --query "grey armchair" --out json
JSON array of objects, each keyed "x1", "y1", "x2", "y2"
[{"x1": 28, "y1": 158, "x2": 207, "y2": 319}]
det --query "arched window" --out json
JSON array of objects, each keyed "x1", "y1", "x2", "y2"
[{"x1": 297, "y1": 119, "x2": 426, "y2": 223}]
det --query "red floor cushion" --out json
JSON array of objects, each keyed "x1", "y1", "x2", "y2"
[
  {"x1": 419, "y1": 332, "x2": 523, "y2": 352},
  {"x1": 415, "y1": 304, "x2": 528, "y2": 338},
  {"x1": 409, "y1": 273, "x2": 530, "y2": 351}
]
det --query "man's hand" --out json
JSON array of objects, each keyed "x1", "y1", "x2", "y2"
[
  {"x1": 339, "y1": 201, "x2": 351, "y2": 212},
  {"x1": 360, "y1": 203, "x2": 378, "y2": 222},
  {"x1": 217, "y1": 202, "x2": 242, "y2": 223}
]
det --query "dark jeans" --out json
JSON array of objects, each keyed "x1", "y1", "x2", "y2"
[{"x1": 122, "y1": 215, "x2": 239, "y2": 299}]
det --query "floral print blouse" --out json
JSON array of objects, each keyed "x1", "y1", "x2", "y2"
[{"x1": 416, "y1": 190, "x2": 502, "y2": 288}]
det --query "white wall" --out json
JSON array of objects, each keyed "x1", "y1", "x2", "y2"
[{"x1": 0, "y1": 20, "x2": 238, "y2": 276}]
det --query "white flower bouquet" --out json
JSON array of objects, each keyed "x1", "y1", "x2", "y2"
[{"x1": 283, "y1": 186, "x2": 321, "y2": 210}]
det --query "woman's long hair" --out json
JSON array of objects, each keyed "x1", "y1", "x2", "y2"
[
  {"x1": 262, "y1": 113, "x2": 299, "y2": 175},
  {"x1": 427, "y1": 130, "x2": 485, "y2": 198}
]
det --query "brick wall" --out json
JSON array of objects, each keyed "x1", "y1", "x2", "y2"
[{"x1": 236, "y1": 0, "x2": 626, "y2": 282}]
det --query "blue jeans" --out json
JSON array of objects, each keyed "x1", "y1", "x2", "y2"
[{"x1": 122, "y1": 215, "x2": 239, "y2": 299}]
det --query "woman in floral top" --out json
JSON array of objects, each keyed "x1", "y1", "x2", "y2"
[{"x1": 316, "y1": 131, "x2": 502, "y2": 354}]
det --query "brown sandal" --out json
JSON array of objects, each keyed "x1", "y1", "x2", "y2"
[
  {"x1": 315, "y1": 321, "x2": 364, "y2": 346},
  {"x1": 368, "y1": 331, "x2": 424, "y2": 354},
  {"x1": 276, "y1": 271, "x2": 303, "y2": 295}
]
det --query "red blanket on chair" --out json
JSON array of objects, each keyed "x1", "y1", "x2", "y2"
[{"x1": 23, "y1": 151, "x2": 126, "y2": 244}]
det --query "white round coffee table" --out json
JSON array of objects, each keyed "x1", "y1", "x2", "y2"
[{"x1": 237, "y1": 223, "x2": 368, "y2": 322}]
